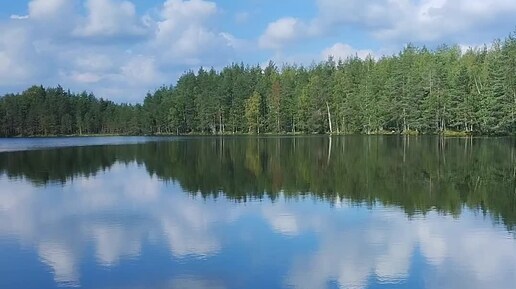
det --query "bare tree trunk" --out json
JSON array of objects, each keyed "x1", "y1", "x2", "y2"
[
  {"x1": 257, "y1": 115, "x2": 260, "y2": 134},
  {"x1": 403, "y1": 108, "x2": 407, "y2": 133},
  {"x1": 219, "y1": 112, "x2": 223, "y2": 135},
  {"x1": 277, "y1": 113, "x2": 280, "y2": 133},
  {"x1": 326, "y1": 101, "x2": 333, "y2": 134},
  {"x1": 443, "y1": 104, "x2": 447, "y2": 132},
  {"x1": 342, "y1": 115, "x2": 345, "y2": 134},
  {"x1": 474, "y1": 77, "x2": 482, "y2": 95}
]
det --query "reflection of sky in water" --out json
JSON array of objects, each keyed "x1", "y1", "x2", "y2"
[
  {"x1": 0, "y1": 136, "x2": 178, "y2": 152},
  {"x1": 0, "y1": 162, "x2": 515, "y2": 289}
]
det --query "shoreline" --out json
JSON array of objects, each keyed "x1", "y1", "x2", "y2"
[{"x1": 0, "y1": 132, "x2": 512, "y2": 139}]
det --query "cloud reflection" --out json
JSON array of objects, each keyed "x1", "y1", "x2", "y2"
[
  {"x1": 271, "y1": 200, "x2": 516, "y2": 289},
  {"x1": 0, "y1": 165, "x2": 515, "y2": 289},
  {"x1": 0, "y1": 164, "x2": 242, "y2": 286},
  {"x1": 38, "y1": 242, "x2": 80, "y2": 287}
]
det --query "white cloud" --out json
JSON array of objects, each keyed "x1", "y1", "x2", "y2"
[
  {"x1": 259, "y1": 17, "x2": 307, "y2": 50},
  {"x1": 28, "y1": 0, "x2": 73, "y2": 20},
  {"x1": 314, "y1": 0, "x2": 401, "y2": 30},
  {"x1": 74, "y1": 0, "x2": 149, "y2": 38},
  {"x1": 156, "y1": 0, "x2": 217, "y2": 46},
  {"x1": 72, "y1": 53, "x2": 114, "y2": 72},
  {"x1": 220, "y1": 32, "x2": 248, "y2": 50},
  {"x1": 315, "y1": 0, "x2": 516, "y2": 43},
  {"x1": 322, "y1": 43, "x2": 374, "y2": 60},
  {"x1": 120, "y1": 55, "x2": 163, "y2": 85},
  {"x1": 0, "y1": 0, "x2": 242, "y2": 103},
  {"x1": 153, "y1": 0, "x2": 235, "y2": 64},
  {"x1": 2, "y1": 0, "x2": 514, "y2": 102},
  {"x1": 161, "y1": 0, "x2": 217, "y2": 24},
  {"x1": 66, "y1": 71, "x2": 102, "y2": 84},
  {"x1": 10, "y1": 14, "x2": 29, "y2": 20},
  {"x1": 0, "y1": 24, "x2": 39, "y2": 86},
  {"x1": 259, "y1": 0, "x2": 516, "y2": 51}
]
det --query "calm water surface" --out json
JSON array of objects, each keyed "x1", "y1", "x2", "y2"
[
  {"x1": 0, "y1": 136, "x2": 515, "y2": 289},
  {"x1": 0, "y1": 136, "x2": 178, "y2": 152}
]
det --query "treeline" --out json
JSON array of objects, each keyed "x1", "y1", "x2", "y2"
[
  {"x1": 1, "y1": 32, "x2": 515, "y2": 136},
  {"x1": 0, "y1": 86, "x2": 143, "y2": 136}
]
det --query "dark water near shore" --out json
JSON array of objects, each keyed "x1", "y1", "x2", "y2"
[{"x1": 0, "y1": 136, "x2": 515, "y2": 289}]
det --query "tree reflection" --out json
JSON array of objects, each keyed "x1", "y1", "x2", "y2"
[{"x1": 0, "y1": 136, "x2": 515, "y2": 231}]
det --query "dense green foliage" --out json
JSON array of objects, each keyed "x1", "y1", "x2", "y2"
[
  {"x1": 1, "y1": 32, "x2": 515, "y2": 136},
  {"x1": 1, "y1": 136, "x2": 515, "y2": 231},
  {"x1": 0, "y1": 86, "x2": 144, "y2": 136}
]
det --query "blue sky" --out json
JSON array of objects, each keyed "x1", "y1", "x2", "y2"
[{"x1": 0, "y1": 0, "x2": 514, "y2": 103}]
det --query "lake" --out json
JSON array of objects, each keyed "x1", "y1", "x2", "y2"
[{"x1": 0, "y1": 136, "x2": 515, "y2": 289}]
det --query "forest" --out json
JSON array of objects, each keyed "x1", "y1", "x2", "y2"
[{"x1": 0, "y1": 32, "x2": 515, "y2": 137}]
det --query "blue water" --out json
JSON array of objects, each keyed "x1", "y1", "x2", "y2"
[{"x1": 0, "y1": 136, "x2": 515, "y2": 289}]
